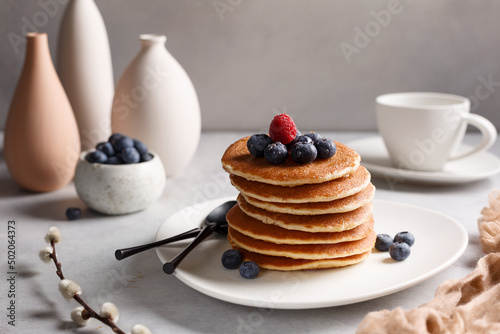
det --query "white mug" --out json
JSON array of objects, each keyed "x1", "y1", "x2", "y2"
[{"x1": 376, "y1": 92, "x2": 497, "y2": 171}]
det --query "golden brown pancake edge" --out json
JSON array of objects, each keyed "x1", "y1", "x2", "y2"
[
  {"x1": 229, "y1": 165, "x2": 371, "y2": 203},
  {"x1": 221, "y1": 136, "x2": 361, "y2": 186},
  {"x1": 242, "y1": 183, "x2": 375, "y2": 215},
  {"x1": 229, "y1": 238, "x2": 372, "y2": 271},
  {"x1": 227, "y1": 204, "x2": 374, "y2": 244},
  {"x1": 228, "y1": 227, "x2": 376, "y2": 260},
  {"x1": 237, "y1": 195, "x2": 373, "y2": 232}
]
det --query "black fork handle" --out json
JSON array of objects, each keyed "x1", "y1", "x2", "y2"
[{"x1": 115, "y1": 228, "x2": 201, "y2": 260}]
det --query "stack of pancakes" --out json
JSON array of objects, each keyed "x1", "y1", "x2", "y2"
[{"x1": 221, "y1": 136, "x2": 376, "y2": 271}]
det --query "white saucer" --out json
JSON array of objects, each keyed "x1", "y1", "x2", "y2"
[
  {"x1": 346, "y1": 137, "x2": 500, "y2": 185},
  {"x1": 155, "y1": 197, "x2": 468, "y2": 309}
]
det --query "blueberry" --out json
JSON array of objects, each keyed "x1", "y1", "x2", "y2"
[
  {"x1": 287, "y1": 131, "x2": 302, "y2": 148},
  {"x1": 389, "y1": 241, "x2": 411, "y2": 261},
  {"x1": 375, "y1": 234, "x2": 393, "y2": 251},
  {"x1": 111, "y1": 135, "x2": 134, "y2": 152},
  {"x1": 304, "y1": 132, "x2": 321, "y2": 142},
  {"x1": 85, "y1": 150, "x2": 108, "y2": 163},
  {"x1": 133, "y1": 139, "x2": 149, "y2": 155},
  {"x1": 314, "y1": 138, "x2": 337, "y2": 159},
  {"x1": 140, "y1": 153, "x2": 153, "y2": 162},
  {"x1": 107, "y1": 156, "x2": 123, "y2": 164},
  {"x1": 394, "y1": 231, "x2": 415, "y2": 247},
  {"x1": 121, "y1": 147, "x2": 140, "y2": 164},
  {"x1": 66, "y1": 207, "x2": 82, "y2": 221},
  {"x1": 247, "y1": 134, "x2": 273, "y2": 158},
  {"x1": 239, "y1": 261, "x2": 260, "y2": 279},
  {"x1": 294, "y1": 135, "x2": 313, "y2": 145},
  {"x1": 221, "y1": 249, "x2": 243, "y2": 270},
  {"x1": 291, "y1": 142, "x2": 317, "y2": 164},
  {"x1": 96, "y1": 142, "x2": 115, "y2": 157},
  {"x1": 264, "y1": 142, "x2": 288, "y2": 164},
  {"x1": 108, "y1": 133, "x2": 124, "y2": 143}
]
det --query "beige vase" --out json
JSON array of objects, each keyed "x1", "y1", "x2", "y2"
[{"x1": 4, "y1": 33, "x2": 81, "y2": 192}]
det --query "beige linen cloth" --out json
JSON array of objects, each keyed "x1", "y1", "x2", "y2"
[{"x1": 356, "y1": 189, "x2": 500, "y2": 334}]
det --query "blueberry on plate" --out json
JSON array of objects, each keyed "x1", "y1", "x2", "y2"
[
  {"x1": 375, "y1": 234, "x2": 393, "y2": 251},
  {"x1": 314, "y1": 138, "x2": 337, "y2": 159},
  {"x1": 304, "y1": 132, "x2": 321, "y2": 142},
  {"x1": 140, "y1": 153, "x2": 153, "y2": 162},
  {"x1": 65, "y1": 207, "x2": 82, "y2": 221},
  {"x1": 394, "y1": 231, "x2": 415, "y2": 247},
  {"x1": 247, "y1": 134, "x2": 273, "y2": 158},
  {"x1": 96, "y1": 142, "x2": 115, "y2": 157},
  {"x1": 264, "y1": 142, "x2": 288, "y2": 164},
  {"x1": 121, "y1": 147, "x2": 140, "y2": 164},
  {"x1": 111, "y1": 135, "x2": 134, "y2": 152},
  {"x1": 85, "y1": 150, "x2": 108, "y2": 163},
  {"x1": 389, "y1": 241, "x2": 411, "y2": 261},
  {"x1": 291, "y1": 142, "x2": 317, "y2": 164},
  {"x1": 107, "y1": 155, "x2": 123, "y2": 164},
  {"x1": 239, "y1": 261, "x2": 260, "y2": 279},
  {"x1": 221, "y1": 249, "x2": 243, "y2": 270},
  {"x1": 133, "y1": 139, "x2": 149, "y2": 155}
]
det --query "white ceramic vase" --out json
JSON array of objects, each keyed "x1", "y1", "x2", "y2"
[
  {"x1": 58, "y1": 0, "x2": 114, "y2": 151},
  {"x1": 111, "y1": 34, "x2": 201, "y2": 177}
]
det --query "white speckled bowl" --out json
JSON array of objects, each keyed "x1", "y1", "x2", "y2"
[{"x1": 74, "y1": 151, "x2": 166, "y2": 215}]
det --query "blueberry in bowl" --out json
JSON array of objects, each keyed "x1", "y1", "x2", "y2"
[{"x1": 75, "y1": 134, "x2": 166, "y2": 215}]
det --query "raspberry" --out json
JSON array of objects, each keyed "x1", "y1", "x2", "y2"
[{"x1": 269, "y1": 114, "x2": 297, "y2": 145}]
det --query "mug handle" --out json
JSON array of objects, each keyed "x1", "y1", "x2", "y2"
[{"x1": 449, "y1": 113, "x2": 497, "y2": 161}]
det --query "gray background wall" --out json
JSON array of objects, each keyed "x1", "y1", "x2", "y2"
[{"x1": 1, "y1": 0, "x2": 500, "y2": 132}]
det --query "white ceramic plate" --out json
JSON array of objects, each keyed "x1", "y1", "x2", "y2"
[
  {"x1": 155, "y1": 197, "x2": 468, "y2": 309},
  {"x1": 346, "y1": 137, "x2": 500, "y2": 185}
]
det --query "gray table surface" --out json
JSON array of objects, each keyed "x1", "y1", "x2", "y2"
[{"x1": 1, "y1": 131, "x2": 499, "y2": 334}]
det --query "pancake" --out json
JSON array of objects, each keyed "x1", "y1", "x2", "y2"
[
  {"x1": 230, "y1": 165, "x2": 370, "y2": 203},
  {"x1": 228, "y1": 227, "x2": 376, "y2": 260},
  {"x1": 229, "y1": 238, "x2": 372, "y2": 271},
  {"x1": 221, "y1": 136, "x2": 360, "y2": 186},
  {"x1": 238, "y1": 195, "x2": 373, "y2": 232},
  {"x1": 227, "y1": 204, "x2": 374, "y2": 244},
  {"x1": 242, "y1": 183, "x2": 375, "y2": 215}
]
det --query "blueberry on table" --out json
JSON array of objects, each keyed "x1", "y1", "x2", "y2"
[
  {"x1": 111, "y1": 135, "x2": 134, "y2": 152},
  {"x1": 96, "y1": 142, "x2": 115, "y2": 157},
  {"x1": 304, "y1": 132, "x2": 321, "y2": 142},
  {"x1": 239, "y1": 261, "x2": 260, "y2": 279},
  {"x1": 221, "y1": 249, "x2": 243, "y2": 270},
  {"x1": 314, "y1": 138, "x2": 337, "y2": 159},
  {"x1": 389, "y1": 241, "x2": 411, "y2": 261},
  {"x1": 85, "y1": 150, "x2": 108, "y2": 163},
  {"x1": 133, "y1": 139, "x2": 149, "y2": 155},
  {"x1": 291, "y1": 142, "x2": 317, "y2": 164},
  {"x1": 264, "y1": 142, "x2": 288, "y2": 164},
  {"x1": 394, "y1": 231, "x2": 415, "y2": 247},
  {"x1": 247, "y1": 134, "x2": 273, "y2": 158},
  {"x1": 375, "y1": 234, "x2": 393, "y2": 252},
  {"x1": 121, "y1": 147, "x2": 140, "y2": 164},
  {"x1": 66, "y1": 207, "x2": 82, "y2": 221}
]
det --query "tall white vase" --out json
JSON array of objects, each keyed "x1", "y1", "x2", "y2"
[
  {"x1": 58, "y1": 0, "x2": 114, "y2": 151},
  {"x1": 111, "y1": 34, "x2": 201, "y2": 177}
]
